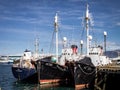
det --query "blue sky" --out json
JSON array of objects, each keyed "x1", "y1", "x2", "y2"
[{"x1": 0, "y1": 0, "x2": 120, "y2": 55}]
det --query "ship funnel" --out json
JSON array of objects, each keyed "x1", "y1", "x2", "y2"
[{"x1": 71, "y1": 45, "x2": 78, "y2": 54}]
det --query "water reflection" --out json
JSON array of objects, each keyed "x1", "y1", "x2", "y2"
[
  {"x1": 12, "y1": 82, "x2": 75, "y2": 90},
  {"x1": 0, "y1": 64, "x2": 88, "y2": 90}
]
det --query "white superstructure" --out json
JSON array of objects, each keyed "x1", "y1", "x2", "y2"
[
  {"x1": 84, "y1": 4, "x2": 111, "y2": 66},
  {"x1": 59, "y1": 4, "x2": 112, "y2": 66},
  {"x1": 89, "y1": 46, "x2": 111, "y2": 66}
]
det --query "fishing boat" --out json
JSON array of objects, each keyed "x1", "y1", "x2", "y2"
[
  {"x1": 64, "y1": 4, "x2": 112, "y2": 89},
  {"x1": 11, "y1": 38, "x2": 42, "y2": 83},
  {"x1": 35, "y1": 13, "x2": 68, "y2": 85},
  {"x1": 0, "y1": 56, "x2": 8, "y2": 64},
  {"x1": 0, "y1": 56, "x2": 13, "y2": 64},
  {"x1": 11, "y1": 49, "x2": 38, "y2": 83}
]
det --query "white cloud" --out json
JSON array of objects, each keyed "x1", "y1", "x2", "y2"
[
  {"x1": 107, "y1": 41, "x2": 120, "y2": 50},
  {"x1": 116, "y1": 22, "x2": 120, "y2": 26}
]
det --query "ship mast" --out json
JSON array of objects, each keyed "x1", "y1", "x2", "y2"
[
  {"x1": 34, "y1": 37, "x2": 39, "y2": 59},
  {"x1": 54, "y1": 13, "x2": 59, "y2": 63},
  {"x1": 85, "y1": 4, "x2": 90, "y2": 55}
]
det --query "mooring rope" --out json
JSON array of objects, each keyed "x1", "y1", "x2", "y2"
[
  {"x1": 77, "y1": 64, "x2": 96, "y2": 75},
  {"x1": 57, "y1": 65, "x2": 66, "y2": 71}
]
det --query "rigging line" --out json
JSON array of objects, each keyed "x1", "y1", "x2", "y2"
[
  {"x1": 58, "y1": 26, "x2": 63, "y2": 44},
  {"x1": 78, "y1": 64, "x2": 96, "y2": 75},
  {"x1": 81, "y1": 24, "x2": 85, "y2": 40},
  {"x1": 89, "y1": 12, "x2": 98, "y2": 46},
  {"x1": 89, "y1": 21, "x2": 98, "y2": 46},
  {"x1": 80, "y1": 16, "x2": 85, "y2": 41},
  {"x1": 57, "y1": 13, "x2": 62, "y2": 40},
  {"x1": 91, "y1": 26, "x2": 97, "y2": 46},
  {"x1": 49, "y1": 30, "x2": 55, "y2": 54}
]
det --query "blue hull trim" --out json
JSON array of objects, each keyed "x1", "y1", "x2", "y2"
[{"x1": 12, "y1": 67, "x2": 36, "y2": 81}]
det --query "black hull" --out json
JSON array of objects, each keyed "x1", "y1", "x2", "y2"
[
  {"x1": 12, "y1": 57, "x2": 68, "y2": 84},
  {"x1": 37, "y1": 59, "x2": 68, "y2": 84},
  {"x1": 75, "y1": 57, "x2": 96, "y2": 84},
  {"x1": 11, "y1": 66, "x2": 37, "y2": 83},
  {"x1": 66, "y1": 57, "x2": 96, "y2": 89},
  {"x1": 12, "y1": 56, "x2": 96, "y2": 89}
]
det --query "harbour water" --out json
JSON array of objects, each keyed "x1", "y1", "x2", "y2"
[{"x1": 0, "y1": 64, "x2": 90, "y2": 90}]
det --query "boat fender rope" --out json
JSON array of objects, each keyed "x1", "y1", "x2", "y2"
[
  {"x1": 57, "y1": 65, "x2": 66, "y2": 71},
  {"x1": 78, "y1": 64, "x2": 95, "y2": 75}
]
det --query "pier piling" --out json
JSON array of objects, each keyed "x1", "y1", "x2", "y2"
[
  {"x1": 94, "y1": 64, "x2": 120, "y2": 90},
  {"x1": 37, "y1": 61, "x2": 41, "y2": 84}
]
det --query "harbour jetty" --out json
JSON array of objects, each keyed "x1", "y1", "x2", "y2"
[{"x1": 93, "y1": 62, "x2": 120, "y2": 90}]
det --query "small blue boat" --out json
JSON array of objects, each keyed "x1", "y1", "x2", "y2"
[{"x1": 11, "y1": 49, "x2": 38, "y2": 83}]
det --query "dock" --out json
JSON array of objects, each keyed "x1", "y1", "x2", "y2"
[{"x1": 94, "y1": 63, "x2": 120, "y2": 90}]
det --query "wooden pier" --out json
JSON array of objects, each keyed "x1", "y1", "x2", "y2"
[{"x1": 94, "y1": 63, "x2": 120, "y2": 90}]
